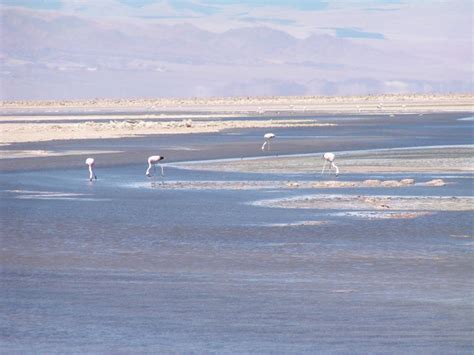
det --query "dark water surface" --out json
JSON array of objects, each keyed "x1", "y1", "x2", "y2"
[{"x1": 1, "y1": 113, "x2": 473, "y2": 353}]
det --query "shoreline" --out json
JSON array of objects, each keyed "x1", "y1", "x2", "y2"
[
  {"x1": 173, "y1": 145, "x2": 474, "y2": 175},
  {"x1": 1, "y1": 93, "x2": 473, "y2": 111},
  {"x1": 252, "y1": 194, "x2": 474, "y2": 212},
  {"x1": 0, "y1": 119, "x2": 336, "y2": 146},
  {"x1": 0, "y1": 94, "x2": 472, "y2": 161}
]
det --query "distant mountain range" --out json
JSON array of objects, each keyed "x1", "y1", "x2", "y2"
[{"x1": 1, "y1": 9, "x2": 471, "y2": 100}]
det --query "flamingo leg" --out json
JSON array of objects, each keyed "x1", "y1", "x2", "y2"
[
  {"x1": 321, "y1": 160, "x2": 327, "y2": 175},
  {"x1": 331, "y1": 162, "x2": 339, "y2": 176}
]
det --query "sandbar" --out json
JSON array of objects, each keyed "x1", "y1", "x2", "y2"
[
  {"x1": 1, "y1": 94, "x2": 472, "y2": 159},
  {"x1": 254, "y1": 194, "x2": 474, "y2": 211},
  {"x1": 173, "y1": 146, "x2": 474, "y2": 174},
  {"x1": 143, "y1": 178, "x2": 448, "y2": 190}
]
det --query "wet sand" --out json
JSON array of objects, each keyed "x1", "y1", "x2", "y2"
[
  {"x1": 1, "y1": 93, "x2": 472, "y2": 152},
  {"x1": 0, "y1": 118, "x2": 335, "y2": 146},
  {"x1": 254, "y1": 194, "x2": 474, "y2": 211},
  {"x1": 154, "y1": 145, "x2": 473, "y2": 219},
  {"x1": 2, "y1": 93, "x2": 472, "y2": 113},
  {"x1": 175, "y1": 146, "x2": 474, "y2": 174},
  {"x1": 143, "y1": 178, "x2": 448, "y2": 190}
]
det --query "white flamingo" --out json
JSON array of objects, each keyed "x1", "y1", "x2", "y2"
[
  {"x1": 85, "y1": 158, "x2": 97, "y2": 181},
  {"x1": 261, "y1": 133, "x2": 275, "y2": 151},
  {"x1": 146, "y1": 155, "x2": 165, "y2": 177},
  {"x1": 321, "y1": 152, "x2": 339, "y2": 177}
]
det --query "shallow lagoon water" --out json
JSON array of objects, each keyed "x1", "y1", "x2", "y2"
[{"x1": 1, "y1": 112, "x2": 473, "y2": 353}]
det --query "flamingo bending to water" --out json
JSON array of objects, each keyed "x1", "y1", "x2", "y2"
[
  {"x1": 85, "y1": 158, "x2": 97, "y2": 181},
  {"x1": 146, "y1": 155, "x2": 165, "y2": 177},
  {"x1": 321, "y1": 152, "x2": 339, "y2": 177},
  {"x1": 261, "y1": 133, "x2": 275, "y2": 151}
]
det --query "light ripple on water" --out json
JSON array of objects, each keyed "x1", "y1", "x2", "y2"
[
  {"x1": 5, "y1": 189, "x2": 110, "y2": 201},
  {"x1": 15, "y1": 196, "x2": 109, "y2": 201}
]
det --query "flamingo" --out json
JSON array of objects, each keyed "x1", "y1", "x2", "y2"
[
  {"x1": 321, "y1": 152, "x2": 339, "y2": 177},
  {"x1": 85, "y1": 158, "x2": 97, "y2": 181},
  {"x1": 261, "y1": 133, "x2": 275, "y2": 151},
  {"x1": 146, "y1": 155, "x2": 165, "y2": 177}
]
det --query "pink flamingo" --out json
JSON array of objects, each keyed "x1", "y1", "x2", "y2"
[
  {"x1": 321, "y1": 152, "x2": 339, "y2": 177},
  {"x1": 261, "y1": 133, "x2": 275, "y2": 151},
  {"x1": 146, "y1": 155, "x2": 165, "y2": 177},
  {"x1": 85, "y1": 158, "x2": 97, "y2": 181}
]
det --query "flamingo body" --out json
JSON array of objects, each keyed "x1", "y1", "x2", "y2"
[
  {"x1": 262, "y1": 133, "x2": 275, "y2": 151},
  {"x1": 321, "y1": 152, "x2": 339, "y2": 176},
  {"x1": 85, "y1": 157, "x2": 97, "y2": 181},
  {"x1": 323, "y1": 152, "x2": 335, "y2": 162},
  {"x1": 146, "y1": 155, "x2": 165, "y2": 177}
]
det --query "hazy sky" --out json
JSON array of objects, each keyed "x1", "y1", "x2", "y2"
[
  {"x1": 2, "y1": 0, "x2": 471, "y2": 57},
  {"x1": 1, "y1": 0, "x2": 472, "y2": 99},
  {"x1": 1, "y1": 0, "x2": 470, "y2": 38}
]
